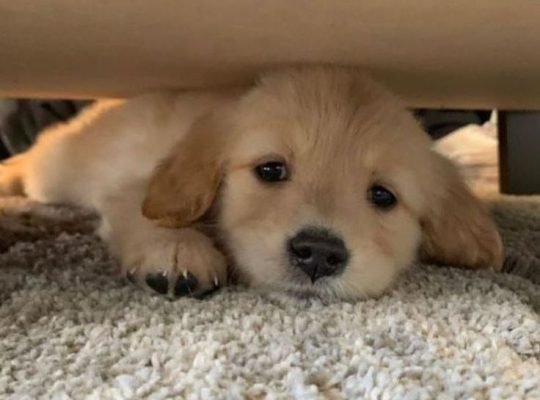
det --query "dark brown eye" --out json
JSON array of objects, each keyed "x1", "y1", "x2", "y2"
[
  {"x1": 367, "y1": 185, "x2": 397, "y2": 209},
  {"x1": 254, "y1": 161, "x2": 289, "y2": 183}
]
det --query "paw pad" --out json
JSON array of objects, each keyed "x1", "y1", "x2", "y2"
[
  {"x1": 127, "y1": 269, "x2": 221, "y2": 299},
  {"x1": 145, "y1": 272, "x2": 168, "y2": 294},
  {"x1": 174, "y1": 271, "x2": 198, "y2": 297}
]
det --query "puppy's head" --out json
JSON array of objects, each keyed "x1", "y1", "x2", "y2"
[{"x1": 143, "y1": 66, "x2": 502, "y2": 299}]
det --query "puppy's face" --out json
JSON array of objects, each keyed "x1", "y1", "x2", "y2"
[{"x1": 143, "y1": 67, "x2": 503, "y2": 299}]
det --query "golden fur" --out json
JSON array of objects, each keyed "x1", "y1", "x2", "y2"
[{"x1": 0, "y1": 66, "x2": 503, "y2": 299}]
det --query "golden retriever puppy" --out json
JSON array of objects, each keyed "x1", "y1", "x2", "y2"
[{"x1": 0, "y1": 66, "x2": 502, "y2": 299}]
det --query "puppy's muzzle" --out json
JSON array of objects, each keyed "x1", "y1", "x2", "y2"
[{"x1": 288, "y1": 227, "x2": 349, "y2": 282}]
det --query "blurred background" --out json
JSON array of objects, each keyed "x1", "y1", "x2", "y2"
[{"x1": 0, "y1": 98, "x2": 492, "y2": 160}]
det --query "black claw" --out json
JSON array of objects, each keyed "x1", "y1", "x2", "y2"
[
  {"x1": 145, "y1": 272, "x2": 169, "y2": 294},
  {"x1": 174, "y1": 272, "x2": 198, "y2": 297}
]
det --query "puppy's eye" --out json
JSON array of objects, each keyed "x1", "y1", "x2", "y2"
[
  {"x1": 254, "y1": 161, "x2": 289, "y2": 183},
  {"x1": 367, "y1": 185, "x2": 397, "y2": 209}
]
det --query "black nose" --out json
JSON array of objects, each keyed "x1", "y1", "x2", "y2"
[{"x1": 288, "y1": 227, "x2": 349, "y2": 282}]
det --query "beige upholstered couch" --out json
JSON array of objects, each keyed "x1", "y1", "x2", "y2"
[{"x1": 1, "y1": 1, "x2": 540, "y2": 108}]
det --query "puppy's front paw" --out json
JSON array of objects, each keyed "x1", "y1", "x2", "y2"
[{"x1": 122, "y1": 229, "x2": 227, "y2": 299}]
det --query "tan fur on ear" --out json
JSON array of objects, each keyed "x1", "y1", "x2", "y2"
[
  {"x1": 420, "y1": 153, "x2": 503, "y2": 271},
  {"x1": 142, "y1": 114, "x2": 228, "y2": 227}
]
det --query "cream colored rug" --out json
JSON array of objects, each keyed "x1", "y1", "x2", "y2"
[{"x1": 0, "y1": 122, "x2": 538, "y2": 399}]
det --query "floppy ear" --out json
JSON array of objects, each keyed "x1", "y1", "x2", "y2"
[
  {"x1": 142, "y1": 114, "x2": 228, "y2": 228},
  {"x1": 420, "y1": 153, "x2": 503, "y2": 271}
]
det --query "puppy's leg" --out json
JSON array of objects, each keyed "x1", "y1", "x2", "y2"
[
  {"x1": 0, "y1": 154, "x2": 26, "y2": 196},
  {"x1": 102, "y1": 185, "x2": 227, "y2": 298},
  {"x1": 0, "y1": 100, "x2": 125, "y2": 206},
  {"x1": 0, "y1": 95, "x2": 230, "y2": 297}
]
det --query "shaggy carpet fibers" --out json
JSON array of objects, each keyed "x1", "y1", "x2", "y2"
[{"x1": 0, "y1": 124, "x2": 539, "y2": 399}]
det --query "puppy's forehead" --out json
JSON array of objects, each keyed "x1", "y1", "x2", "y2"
[{"x1": 232, "y1": 68, "x2": 427, "y2": 167}]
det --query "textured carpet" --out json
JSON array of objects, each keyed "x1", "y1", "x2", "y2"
[{"x1": 0, "y1": 124, "x2": 539, "y2": 399}]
